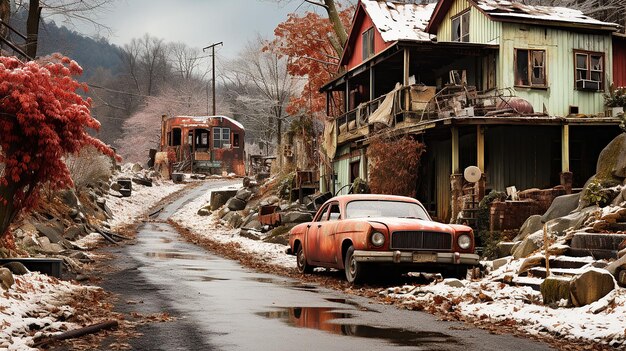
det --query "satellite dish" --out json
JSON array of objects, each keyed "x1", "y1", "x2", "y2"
[{"x1": 464, "y1": 166, "x2": 482, "y2": 183}]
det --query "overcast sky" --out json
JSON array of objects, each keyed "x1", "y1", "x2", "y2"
[{"x1": 71, "y1": 0, "x2": 316, "y2": 59}]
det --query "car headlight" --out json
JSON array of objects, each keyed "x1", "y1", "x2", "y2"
[
  {"x1": 371, "y1": 232, "x2": 385, "y2": 247},
  {"x1": 457, "y1": 234, "x2": 471, "y2": 249}
]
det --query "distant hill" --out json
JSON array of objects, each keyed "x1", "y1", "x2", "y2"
[{"x1": 8, "y1": 10, "x2": 122, "y2": 80}]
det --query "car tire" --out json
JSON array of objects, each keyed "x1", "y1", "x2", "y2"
[
  {"x1": 344, "y1": 246, "x2": 364, "y2": 284},
  {"x1": 296, "y1": 246, "x2": 313, "y2": 274}
]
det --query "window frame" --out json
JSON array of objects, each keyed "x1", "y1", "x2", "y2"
[
  {"x1": 451, "y1": 9, "x2": 470, "y2": 43},
  {"x1": 514, "y1": 48, "x2": 548, "y2": 89},
  {"x1": 573, "y1": 50, "x2": 605, "y2": 92},
  {"x1": 362, "y1": 27, "x2": 375, "y2": 61},
  {"x1": 212, "y1": 127, "x2": 231, "y2": 149}
]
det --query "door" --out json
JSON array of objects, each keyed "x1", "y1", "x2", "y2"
[
  {"x1": 306, "y1": 204, "x2": 330, "y2": 263},
  {"x1": 317, "y1": 202, "x2": 341, "y2": 265}
]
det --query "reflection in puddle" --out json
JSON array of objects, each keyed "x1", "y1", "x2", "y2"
[
  {"x1": 324, "y1": 298, "x2": 374, "y2": 312},
  {"x1": 184, "y1": 267, "x2": 209, "y2": 272},
  {"x1": 145, "y1": 252, "x2": 204, "y2": 260},
  {"x1": 160, "y1": 237, "x2": 173, "y2": 243},
  {"x1": 247, "y1": 277, "x2": 318, "y2": 293},
  {"x1": 258, "y1": 307, "x2": 454, "y2": 348}
]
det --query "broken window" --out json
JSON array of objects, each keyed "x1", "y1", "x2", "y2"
[
  {"x1": 212, "y1": 127, "x2": 231, "y2": 149},
  {"x1": 515, "y1": 49, "x2": 546, "y2": 88},
  {"x1": 451, "y1": 10, "x2": 470, "y2": 42},
  {"x1": 233, "y1": 133, "x2": 240, "y2": 148},
  {"x1": 172, "y1": 128, "x2": 182, "y2": 146},
  {"x1": 362, "y1": 27, "x2": 375, "y2": 61},
  {"x1": 575, "y1": 51, "x2": 604, "y2": 91}
]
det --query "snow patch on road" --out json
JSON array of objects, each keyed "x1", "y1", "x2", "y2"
[{"x1": 170, "y1": 185, "x2": 296, "y2": 269}]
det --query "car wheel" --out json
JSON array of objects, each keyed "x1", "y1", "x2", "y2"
[
  {"x1": 344, "y1": 246, "x2": 364, "y2": 284},
  {"x1": 446, "y1": 266, "x2": 468, "y2": 280},
  {"x1": 296, "y1": 246, "x2": 313, "y2": 274}
]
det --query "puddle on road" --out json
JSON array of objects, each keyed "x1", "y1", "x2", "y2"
[
  {"x1": 184, "y1": 267, "x2": 209, "y2": 272},
  {"x1": 160, "y1": 237, "x2": 173, "y2": 243},
  {"x1": 258, "y1": 307, "x2": 454, "y2": 348},
  {"x1": 324, "y1": 298, "x2": 376, "y2": 312},
  {"x1": 247, "y1": 277, "x2": 318, "y2": 293},
  {"x1": 199, "y1": 276, "x2": 230, "y2": 282},
  {"x1": 145, "y1": 252, "x2": 205, "y2": 260}
]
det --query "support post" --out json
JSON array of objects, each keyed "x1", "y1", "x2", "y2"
[
  {"x1": 451, "y1": 126, "x2": 459, "y2": 174},
  {"x1": 202, "y1": 42, "x2": 223, "y2": 116},
  {"x1": 403, "y1": 49, "x2": 410, "y2": 118},
  {"x1": 476, "y1": 125, "x2": 484, "y2": 172},
  {"x1": 560, "y1": 124, "x2": 573, "y2": 193}
]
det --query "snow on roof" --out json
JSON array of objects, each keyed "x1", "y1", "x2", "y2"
[
  {"x1": 476, "y1": 0, "x2": 620, "y2": 29},
  {"x1": 361, "y1": 0, "x2": 436, "y2": 42},
  {"x1": 176, "y1": 115, "x2": 245, "y2": 130}
]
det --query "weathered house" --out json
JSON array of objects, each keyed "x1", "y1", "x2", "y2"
[
  {"x1": 614, "y1": 33, "x2": 626, "y2": 87},
  {"x1": 160, "y1": 115, "x2": 245, "y2": 176},
  {"x1": 320, "y1": 0, "x2": 623, "y2": 226}
]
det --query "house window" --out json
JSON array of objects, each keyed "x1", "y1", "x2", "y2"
[
  {"x1": 362, "y1": 27, "x2": 374, "y2": 60},
  {"x1": 515, "y1": 49, "x2": 546, "y2": 88},
  {"x1": 451, "y1": 10, "x2": 470, "y2": 42},
  {"x1": 213, "y1": 127, "x2": 231, "y2": 149},
  {"x1": 575, "y1": 51, "x2": 604, "y2": 91}
]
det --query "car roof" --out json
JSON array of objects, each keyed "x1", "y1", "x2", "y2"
[{"x1": 327, "y1": 194, "x2": 422, "y2": 205}]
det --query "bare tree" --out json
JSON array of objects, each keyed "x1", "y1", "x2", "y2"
[
  {"x1": 168, "y1": 42, "x2": 208, "y2": 81},
  {"x1": 224, "y1": 38, "x2": 298, "y2": 157}
]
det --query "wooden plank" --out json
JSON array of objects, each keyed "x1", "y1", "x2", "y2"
[{"x1": 477, "y1": 125, "x2": 485, "y2": 171}]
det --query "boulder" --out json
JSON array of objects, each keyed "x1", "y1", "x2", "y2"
[
  {"x1": 2, "y1": 262, "x2": 29, "y2": 275},
  {"x1": 217, "y1": 206, "x2": 231, "y2": 219},
  {"x1": 442, "y1": 278, "x2": 465, "y2": 288},
  {"x1": 197, "y1": 208, "x2": 212, "y2": 216},
  {"x1": 240, "y1": 229, "x2": 262, "y2": 241},
  {"x1": 514, "y1": 215, "x2": 543, "y2": 241},
  {"x1": 40, "y1": 242, "x2": 64, "y2": 254},
  {"x1": 35, "y1": 223, "x2": 64, "y2": 244},
  {"x1": 64, "y1": 226, "x2": 83, "y2": 240},
  {"x1": 545, "y1": 205, "x2": 597, "y2": 236},
  {"x1": 210, "y1": 190, "x2": 237, "y2": 211},
  {"x1": 518, "y1": 255, "x2": 544, "y2": 275},
  {"x1": 59, "y1": 188, "x2": 80, "y2": 208},
  {"x1": 569, "y1": 269, "x2": 616, "y2": 307},
  {"x1": 605, "y1": 254, "x2": 626, "y2": 276},
  {"x1": 110, "y1": 182, "x2": 122, "y2": 192},
  {"x1": 541, "y1": 193, "x2": 580, "y2": 223},
  {"x1": 242, "y1": 220, "x2": 263, "y2": 231},
  {"x1": 495, "y1": 241, "x2": 516, "y2": 258},
  {"x1": 512, "y1": 232, "x2": 542, "y2": 259},
  {"x1": 227, "y1": 212, "x2": 243, "y2": 228},
  {"x1": 0, "y1": 268, "x2": 14, "y2": 290},
  {"x1": 226, "y1": 197, "x2": 247, "y2": 211},
  {"x1": 281, "y1": 211, "x2": 313, "y2": 224},
  {"x1": 491, "y1": 257, "x2": 510, "y2": 271},
  {"x1": 540, "y1": 276, "x2": 571, "y2": 305},
  {"x1": 131, "y1": 163, "x2": 143, "y2": 172},
  {"x1": 235, "y1": 188, "x2": 252, "y2": 201}
]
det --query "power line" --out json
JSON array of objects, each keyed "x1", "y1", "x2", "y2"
[{"x1": 87, "y1": 83, "x2": 195, "y2": 104}]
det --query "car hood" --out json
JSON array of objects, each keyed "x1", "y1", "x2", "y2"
[{"x1": 361, "y1": 217, "x2": 456, "y2": 234}]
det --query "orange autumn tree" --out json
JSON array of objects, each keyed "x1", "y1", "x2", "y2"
[
  {"x1": 0, "y1": 55, "x2": 116, "y2": 248},
  {"x1": 270, "y1": 7, "x2": 353, "y2": 116}
]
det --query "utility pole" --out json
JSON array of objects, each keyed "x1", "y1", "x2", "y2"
[{"x1": 203, "y1": 41, "x2": 222, "y2": 116}]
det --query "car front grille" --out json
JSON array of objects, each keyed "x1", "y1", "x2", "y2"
[{"x1": 390, "y1": 231, "x2": 452, "y2": 250}]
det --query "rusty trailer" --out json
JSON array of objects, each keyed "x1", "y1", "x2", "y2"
[{"x1": 160, "y1": 115, "x2": 245, "y2": 176}]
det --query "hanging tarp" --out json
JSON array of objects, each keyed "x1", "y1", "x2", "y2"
[
  {"x1": 368, "y1": 83, "x2": 401, "y2": 127},
  {"x1": 323, "y1": 119, "x2": 337, "y2": 159}
]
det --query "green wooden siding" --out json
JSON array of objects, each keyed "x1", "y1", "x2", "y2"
[
  {"x1": 333, "y1": 144, "x2": 351, "y2": 195},
  {"x1": 436, "y1": 0, "x2": 501, "y2": 44},
  {"x1": 499, "y1": 23, "x2": 613, "y2": 116}
]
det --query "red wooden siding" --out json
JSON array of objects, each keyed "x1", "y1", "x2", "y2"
[{"x1": 346, "y1": 13, "x2": 391, "y2": 70}]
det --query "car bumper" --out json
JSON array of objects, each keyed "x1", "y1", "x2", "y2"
[{"x1": 353, "y1": 250, "x2": 480, "y2": 265}]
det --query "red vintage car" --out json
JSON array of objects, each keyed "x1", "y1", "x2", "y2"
[{"x1": 287, "y1": 194, "x2": 479, "y2": 283}]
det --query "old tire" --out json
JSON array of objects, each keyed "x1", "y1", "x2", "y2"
[
  {"x1": 345, "y1": 246, "x2": 365, "y2": 284},
  {"x1": 296, "y1": 246, "x2": 313, "y2": 274}
]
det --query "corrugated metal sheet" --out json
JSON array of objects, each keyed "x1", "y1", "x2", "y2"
[
  {"x1": 486, "y1": 126, "x2": 559, "y2": 191},
  {"x1": 499, "y1": 23, "x2": 613, "y2": 116},
  {"x1": 613, "y1": 36, "x2": 626, "y2": 87},
  {"x1": 437, "y1": 0, "x2": 501, "y2": 44}
]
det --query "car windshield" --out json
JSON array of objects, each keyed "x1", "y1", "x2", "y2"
[{"x1": 345, "y1": 200, "x2": 429, "y2": 220}]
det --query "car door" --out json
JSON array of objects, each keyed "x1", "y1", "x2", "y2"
[
  {"x1": 317, "y1": 202, "x2": 341, "y2": 265},
  {"x1": 306, "y1": 203, "x2": 330, "y2": 263}
]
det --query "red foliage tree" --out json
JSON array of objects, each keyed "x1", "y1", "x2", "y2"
[
  {"x1": 367, "y1": 136, "x2": 425, "y2": 197},
  {"x1": 269, "y1": 7, "x2": 352, "y2": 116},
  {"x1": 0, "y1": 54, "x2": 116, "y2": 247}
]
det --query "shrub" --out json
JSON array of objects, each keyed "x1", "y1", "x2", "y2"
[
  {"x1": 367, "y1": 135, "x2": 425, "y2": 197},
  {"x1": 64, "y1": 145, "x2": 114, "y2": 190}
]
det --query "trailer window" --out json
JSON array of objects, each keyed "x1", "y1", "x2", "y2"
[
  {"x1": 233, "y1": 133, "x2": 240, "y2": 148},
  {"x1": 213, "y1": 127, "x2": 231, "y2": 148},
  {"x1": 172, "y1": 128, "x2": 182, "y2": 146}
]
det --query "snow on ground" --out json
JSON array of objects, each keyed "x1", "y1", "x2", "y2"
[
  {"x1": 381, "y1": 259, "x2": 626, "y2": 347},
  {"x1": 106, "y1": 178, "x2": 185, "y2": 230},
  {"x1": 0, "y1": 272, "x2": 94, "y2": 351},
  {"x1": 170, "y1": 185, "x2": 297, "y2": 269}
]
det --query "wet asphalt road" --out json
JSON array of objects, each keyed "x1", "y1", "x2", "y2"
[{"x1": 99, "y1": 181, "x2": 553, "y2": 351}]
